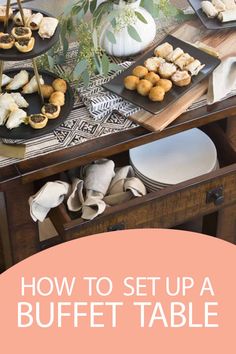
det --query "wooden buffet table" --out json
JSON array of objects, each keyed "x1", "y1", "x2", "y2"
[{"x1": 0, "y1": 16, "x2": 236, "y2": 271}]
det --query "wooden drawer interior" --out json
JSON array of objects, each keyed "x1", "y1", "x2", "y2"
[{"x1": 46, "y1": 122, "x2": 236, "y2": 241}]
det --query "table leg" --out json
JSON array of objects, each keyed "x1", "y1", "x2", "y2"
[
  {"x1": 216, "y1": 117, "x2": 236, "y2": 243},
  {"x1": 0, "y1": 183, "x2": 40, "y2": 268}
]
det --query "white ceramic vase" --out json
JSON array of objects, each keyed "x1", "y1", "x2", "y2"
[{"x1": 100, "y1": 0, "x2": 157, "y2": 57}]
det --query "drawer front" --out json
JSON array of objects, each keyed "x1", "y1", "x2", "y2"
[{"x1": 50, "y1": 165, "x2": 236, "y2": 241}]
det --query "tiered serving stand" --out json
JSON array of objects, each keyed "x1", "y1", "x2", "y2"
[{"x1": 0, "y1": 0, "x2": 74, "y2": 139}]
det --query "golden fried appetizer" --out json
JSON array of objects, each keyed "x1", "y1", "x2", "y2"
[
  {"x1": 174, "y1": 53, "x2": 194, "y2": 70},
  {"x1": 42, "y1": 103, "x2": 61, "y2": 119},
  {"x1": 52, "y1": 78, "x2": 67, "y2": 93},
  {"x1": 171, "y1": 70, "x2": 191, "y2": 87},
  {"x1": 166, "y1": 47, "x2": 184, "y2": 63},
  {"x1": 41, "y1": 84, "x2": 54, "y2": 99},
  {"x1": 156, "y1": 79, "x2": 172, "y2": 93},
  {"x1": 124, "y1": 75, "x2": 139, "y2": 90},
  {"x1": 144, "y1": 72, "x2": 160, "y2": 85},
  {"x1": 49, "y1": 91, "x2": 65, "y2": 106},
  {"x1": 154, "y1": 42, "x2": 173, "y2": 59},
  {"x1": 132, "y1": 65, "x2": 148, "y2": 79},
  {"x1": 15, "y1": 37, "x2": 35, "y2": 53},
  {"x1": 29, "y1": 114, "x2": 48, "y2": 129},
  {"x1": 149, "y1": 86, "x2": 165, "y2": 102},
  {"x1": 144, "y1": 57, "x2": 165, "y2": 72},
  {"x1": 137, "y1": 79, "x2": 153, "y2": 96},
  {"x1": 11, "y1": 27, "x2": 32, "y2": 40},
  {"x1": 0, "y1": 33, "x2": 15, "y2": 49},
  {"x1": 158, "y1": 62, "x2": 177, "y2": 79}
]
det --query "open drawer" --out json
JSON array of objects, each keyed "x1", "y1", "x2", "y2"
[{"x1": 49, "y1": 122, "x2": 236, "y2": 242}]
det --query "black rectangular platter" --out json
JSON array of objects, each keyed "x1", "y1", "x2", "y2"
[
  {"x1": 188, "y1": 0, "x2": 236, "y2": 30},
  {"x1": 103, "y1": 34, "x2": 221, "y2": 115}
]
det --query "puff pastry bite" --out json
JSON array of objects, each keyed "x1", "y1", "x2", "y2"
[
  {"x1": 13, "y1": 9, "x2": 32, "y2": 26},
  {"x1": 171, "y1": 70, "x2": 191, "y2": 87},
  {"x1": 29, "y1": 114, "x2": 48, "y2": 129},
  {"x1": 212, "y1": 0, "x2": 226, "y2": 11},
  {"x1": 158, "y1": 62, "x2": 177, "y2": 79},
  {"x1": 0, "y1": 33, "x2": 15, "y2": 49},
  {"x1": 144, "y1": 57, "x2": 165, "y2": 72},
  {"x1": 28, "y1": 12, "x2": 43, "y2": 30},
  {"x1": 41, "y1": 84, "x2": 54, "y2": 98},
  {"x1": 0, "y1": 107, "x2": 9, "y2": 126},
  {"x1": 154, "y1": 42, "x2": 173, "y2": 59},
  {"x1": 12, "y1": 27, "x2": 32, "y2": 40},
  {"x1": 38, "y1": 17, "x2": 59, "y2": 39},
  {"x1": 144, "y1": 72, "x2": 160, "y2": 85},
  {"x1": 0, "y1": 93, "x2": 18, "y2": 111},
  {"x1": 6, "y1": 70, "x2": 29, "y2": 91},
  {"x1": 124, "y1": 75, "x2": 139, "y2": 90},
  {"x1": 201, "y1": 1, "x2": 218, "y2": 18},
  {"x1": 132, "y1": 65, "x2": 148, "y2": 79},
  {"x1": 156, "y1": 79, "x2": 172, "y2": 93},
  {"x1": 185, "y1": 59, "x2": 205, "y2": 76},
  {"x1": 174, "y1": 53, "x2": 194, "y2": 70},
  {"x1": 6, "y1": 109, "x2": 27, "y2": 130},
  {"x1": 22, "y1": 75, "x2": 44, "y2": 94},
  {"x1": 11, "y1": 93, "x2": 29, "y2": 108},
  {"x1": 42, "y1": 103, "x2": 61, "y2": 119},
  {"x1": 137, "y1": 79, "x2": 153, "y2": 96},
  {"x1": 15, "y1": 37, "x2": 35, "y2": 53},
  {"x1": 52, "y1": 78, "x2": 67, "y2": 93},
  {"x1": 49, "y1": 91, "x2": 65, "y2": 106},
  {"x1": 0, "y1": 5, "x2": 13, "y2": 22},
  {"x1": 149, "y1": 86, "x2": 165, "y2": 102},
  {"x1": 166, "y1": 48, "x2": 184, "y2": 63},
  {"x1": 1, "y1": 74, "x2": 12, "y2": 87}
]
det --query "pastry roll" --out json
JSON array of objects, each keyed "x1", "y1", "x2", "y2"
[
  {"x1": 218, "y1": 9, "x2": 236, "y2": 22},
  {"x1": 201, "y1": 1, "x2": 218, "y2": 18},
  {"x1": 166, "y1": 48, "x2": 184, "y2": 62},
  {"x1": 6, "y1": 70, "x2": 29, "y2": 91},
  {"x1": 0, "y1": 93, "x2": 18, "y2": 111},
  {"x1": 12, "y1": 27, "x2": 32, "y2": 40},
  {"x1": 49, "y1": 91, "x2": 65, "y2": 106},
  {"x1": 175, "y1": 53, "x2": 194, "y2": 70},
  {"x1": 6, "y1": 109, "x2": 27, "y2": 129},
  {"x1": 13, "y1": 9, "x2": 32, "y2": 26},
  {"x1": 212, "y1": 0, "x2": 226, "y2": 11},
  {"x1": 22, "y1": 75, "x2": 44, "y2": 94},
  {"x1": 28, "y1": 12, "x2": 43, "y2": 30},
  {"x1": 0, "y1": 33, "x2": 15, "y2": 49},
  {"x1": 185, "y1": 59, "x2": 205, "y2": 76},
  {"x1": 171, "y1": 70, "x2": 191, "y2": 87},
  {"x1": 221, "y1": 0, "x2": 236, "y2": 9},
  {"x1": 15, "y1": 37, "x2": 35, "y2": 53},
  {"x1": 11, "y1": 93, "x2": 29, "y2": 108},
  {"x1": 29, "y1": 114, "x2": 48, "y2": 129},
  {"x1": 1, "y1": 74, "x2": 12, "y2": 87},
  {"x1": 0, "y1": 107, "x2": 9, "y2": 126},
  {"x1": 38, "y1": 17, "x2": 59, "y2": 39},
  {"x1": 0, "y1": 5, "x2": 13, "y2": 22},
  {"x1": 154, "y1": 42, "x2": 173, "y2": 59},
  {"x1": 158, "y1": 62, "x2": 177, "y2": 79},
  {"x1": 144, "y1": 57, "x2": 165, "y2": 72}
]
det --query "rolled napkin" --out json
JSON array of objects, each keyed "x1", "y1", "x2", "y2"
[
  {"x1": 104, "y1": 166, "x2": 147, "y2": 206},
  {"x1": 67, "y1": 178, "x2": 84, "y2": 212},
  {"x1": 29, "y1": 181, "x2": 70, "y2": 222},
  {"x1": 207, "y1": 57, "x2": 236, "y2": 105}
]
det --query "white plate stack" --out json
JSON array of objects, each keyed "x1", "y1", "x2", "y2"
[{"x1": 129, "y1": 128, "x2": 218, "y2": 192}]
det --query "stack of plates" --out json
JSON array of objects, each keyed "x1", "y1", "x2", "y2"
[{"x1": 129, "y1": 128, "x2": 218, "y2": 192}]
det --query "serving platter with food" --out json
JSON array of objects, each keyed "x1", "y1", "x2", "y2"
[
  {"x1": 0, "y1": 5, "x2": 60, "y2": 60},
  {"x1": 188, "y1": 0, "x2": 236, "y2": 29},
  {"x1": 103, "y1": 35, "x2": 221, "y2": 115},
  {"x1": 0, "y1": 68, "x2": 74, "y2": 139}
]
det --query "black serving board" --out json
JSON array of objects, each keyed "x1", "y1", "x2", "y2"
[
  {"x1": 0, "y1": 7, "x2": 60, "y2": 61},
  {"x1": 0, "y1": 68, "x2": 74, "y2": 140},
  {"x1": 103, "y1": 35, "x2": 221, "y2": 115},
  {"x1": 188, "y1": 0, "x2": 236, "y2": 30}
]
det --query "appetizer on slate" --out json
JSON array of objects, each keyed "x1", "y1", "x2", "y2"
[
  {"x1": 15, "y1": 37, "x2": 35, "y2": 53},
  {"x1": 132, "y1": 66, "x2": 148, "y2": 79},
  {"x1": 10, "y1": 93, "x2": 29, "y2": 108},
  {"x1": 22, "y1": 75, "x2": 44, "y2": 94},
  {"x1": 1, "y1": 74, "x2": 12, "y2": 87},
  {"x1": 52, "y1": 78, "x2": 67, "y2": 93},
  {"x1": 28, "y1": 12, "x2": 44, "y2": 30},
  {"x1": 144, "y1": 57, "x2": 165, "y2": 72},
  {"x1": 6, "y1": 108, "x2": 27, "y2": 129},
  {"x1": 171, "y1": 70, "x2": 192, "y2": 87},
  {"x1": 149, "y1": 86, "x2": 165, "y2": 102},
  {"x1": 0, "y1": 33, "x2": 15, "y2": 49},
  {"x1": 0, "y1": 93, "x2": 18, "y2": 111},
  {"x1": 156, "y1": 79, "x2": 172, "y2": 92},
  {"x1": 38, "y1": 17, "x2": 59, "y2": 39},
  {"x1": 137, "y1": 79, "x2": 153, "y2": 96},
  {"x1": 0, "y1": 107, "x2": 9, "y2": 125},
  {"x1": 29, "y1": 114, "x2": 48, "y2": 129},
  {"x1": 49, "y1": 91, "x2": 65, "y2": 106},
  {"x1": 12, "y1": 27, "x2": 32, "y2": 40},
  {"x1": 158, "y1": 62, "x2": 177, "y2": 79},
  {"x1": 13, "y1": 9, "x2": 32, "y2": 26},
  {"x1": 42, "y1": 103, "x2": 61, "y2": 119},
  {"x1": 6, "y1": 70, "x2": 29, "y2": 90},
  {"x1": 40, "y1": 84, "x2": 54, "y2": 98},
  {"x1": 154, "y1": 42, "x2": 173, "y2": 58},
  {"x1": 124, "y1": 76, "x2": 139, "y2": 90},
  {"x1": 201, "y1": 0, "x2": 236, "y2": 22},
  {"x1": 144, "y1": 72, "x2": 160, "y2": 85}
]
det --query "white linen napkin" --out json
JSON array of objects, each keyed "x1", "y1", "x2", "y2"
[
  {"x1": 207, "y1": 57, "x2": 236, "y2": 105},
  {"x1": 29, "y1": 181, "x2": 70, "y2": 222}
]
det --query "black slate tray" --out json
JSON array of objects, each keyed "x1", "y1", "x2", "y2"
[
  {"x1": 0, "y1": 68, "x2": 74, "y2": 140},
  {"x1": 103, "y1": 34, "x2": 221, "y2": 115},
  {"x1": 188, "y1": 0, "x2": 236, "y2": 30},
  {"x1": 0, "y1": 7, "x2": 60, "y2": 61}
]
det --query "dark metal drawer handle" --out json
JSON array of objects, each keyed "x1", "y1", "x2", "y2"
[
  {"x1": 108, "y1": 223, "x2": 125, "y2": 232},
  {"x1": 206, "y1": 186, "x2": 224, "y2": 206}
]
